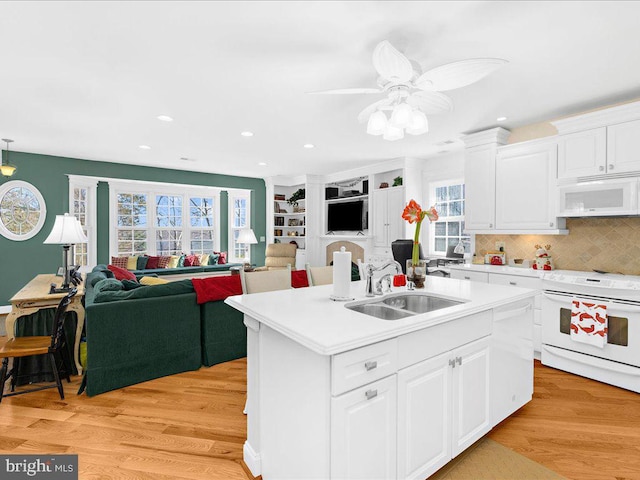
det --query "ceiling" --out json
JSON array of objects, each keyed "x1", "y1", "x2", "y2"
[{"x1": 1, "y1": 1, "x2": 640, "y2": 179}]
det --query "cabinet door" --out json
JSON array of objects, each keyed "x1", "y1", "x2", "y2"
[
  {"x1": 557, "y1": 127, "x2": 607, "y2": 178},
  {"x1": 331, "y1": 375, "x2": 397, "y2": 480},
  {"x1": 607, "y1": 119, "x2": 640, "y2": 174},
  {"x1": 451, "y1": 336, "x2": 491, "y2": 457},
  {"x1": 386, "y1": 186, "x2": 405, "y2": 244},
  {"x1": 372, "y1": 189, "x2": 388, "y2": 247},
  {"x1": 464, "y1": 146, "x2": 496, "y2": 230},
  {"x1": 397, "y1": 352, "x2": 452, "y2": 480},
  {"x1": 496, "y1": 142, "x2": 558, "y2": 230}
]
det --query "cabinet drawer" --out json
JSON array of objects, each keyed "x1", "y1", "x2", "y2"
[
  {"x1": 332, "y1": 338, "x2": 398, "y2": 395},
  {"x1": 450, "y1": 269, "x2": 489, "y2": 283},
  {"x1": 488, "y1": 273, "x2": 542, "y2": 290},
  {"x1": 397, "y1": 310, "x2": 492, "y2": 369}
]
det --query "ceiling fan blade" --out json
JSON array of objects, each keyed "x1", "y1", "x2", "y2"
[
  {"x1": 372, "y1": 40, "x2": 414, "y2": 84},
  {"x1": 415, "y1": 58, "x2": 508, "y2": 92},
  {"x1": 407, "y1": 91, "x2": 453, "y2": 114},
  {"x1": 308, "y1": 87, "x2": 383, "y2": 95},
  {"x1": 357, "y1": 98, "x2": 394, "y2": 124}
]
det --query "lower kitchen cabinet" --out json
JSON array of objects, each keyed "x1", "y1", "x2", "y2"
[
  {"x1": 331, "y1": 375, "x2": 397, "y2": 480},
  {"x1": 397, "y1": 337, "x2": 491, "y2": 480}
]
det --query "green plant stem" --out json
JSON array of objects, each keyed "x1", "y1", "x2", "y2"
[{"x1": 412, "y1": 219, "x2": 423, "y2": 265}]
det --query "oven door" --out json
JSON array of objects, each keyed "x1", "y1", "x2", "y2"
[{"x1": 542, "y1": 291, "x2": 640, "y2": 368}]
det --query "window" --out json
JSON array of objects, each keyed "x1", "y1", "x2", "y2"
[
  {"x1": 68, "y1": 176, "x2": 98, "y2": 271},
  {"x1": 429, "y1": 181, "x2": 470, "y2": 255},
  {"x1": 116, "y1": 193, "x2": 148, "y2": 256},
  {"x1": 0, "y1": 180, "x2": 47, "y2": 241},
  {"x1": 108, "y1": 179, "x2": 231, "y2": 259},
  {"x1": 229, "y1": 192, "x2": 251, "y2": 263}
]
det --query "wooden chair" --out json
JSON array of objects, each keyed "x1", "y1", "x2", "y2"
[
  {"x1": 305, "y1": 264, "x2": 333, "y2": 286},
  {"x1": 0, "y1": 289, "x2": 76, "y2": 403},
  {"x1": 240, "y1": 266, "x2": 292, "y2": 294}
]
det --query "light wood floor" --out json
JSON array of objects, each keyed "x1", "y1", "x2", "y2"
[{"x1": 1, "y1": 356, "x2": 640, "y2": 479}]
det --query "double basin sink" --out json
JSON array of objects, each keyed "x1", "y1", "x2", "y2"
[{"x1": 346, "y1": 292, "x2": 466, "y2": 320}]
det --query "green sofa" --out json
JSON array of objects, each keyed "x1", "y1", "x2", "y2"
[
  {"x1": 128, "y1": 263, "x2": 242, "y2": 278},
  {"x1": 83, "y1": 267, "x2": 246, "y2": 396}
]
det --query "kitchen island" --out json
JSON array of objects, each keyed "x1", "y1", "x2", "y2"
[{"x1": 225, "y1": 275, "x2": 537, "y2": 480}]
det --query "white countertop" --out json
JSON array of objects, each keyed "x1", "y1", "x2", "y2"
[
  {"x1": 225, "y1": 276, "x2": 537, "y2": 356},
  {"x1": 447, "y1": 263, "x2": 544, "y2": 278}
]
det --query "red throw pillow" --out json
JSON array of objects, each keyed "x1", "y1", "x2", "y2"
[
  {"x1": 291, "y1": 270, "x2": 309, "y2": 288},
  {"x1": 108, "y1": 264, "x2": 137, "y2": 281},
  {"x1": 145, "y1": 255, "x2": 160, "y2": 269},
  {"x1": 184, "y1": 254, "x2": 200, "y2": 267},
  {"x1": 191, "y1": 275, "x2": 242, "y2": 303},
  {"x1": 214, "y1": 251, "x2": 227, "y2": 265},
  {"x1": 111, "y1": 256, "x2": 129, "y2": 269}
]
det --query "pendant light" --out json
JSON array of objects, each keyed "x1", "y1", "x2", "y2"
[{"x1": 1, "y1": 139, "x2": 17, "y2": 178}]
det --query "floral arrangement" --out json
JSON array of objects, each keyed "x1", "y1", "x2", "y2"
[{"x1": 402, "y1": 199, "x2": 438, "y2": 265}]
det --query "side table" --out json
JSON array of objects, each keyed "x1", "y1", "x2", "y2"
[{"x1": 5, "y1": 274, "x2": 86, "y2": 375}]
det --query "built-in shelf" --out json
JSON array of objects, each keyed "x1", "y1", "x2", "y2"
[
  {"x1": 320, "y1": 234, "x2": 371, "y2": 240},
  {"x1": 274, "y1": 212, "x2": 306, "y2": 216},
  {"x1": 326, "y1": 194, "x2": 368, "y2": 204}
]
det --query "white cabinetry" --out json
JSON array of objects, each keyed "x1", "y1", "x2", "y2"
[
  {"x1": 554, "y1": 102, "x2": 640, "y2": 179},
  {"x1": 397, "y1": 337, "x2": 490, "y2": 480},
  {"x1": 496, "y1": 139, "x2": 563, "y2": 231},
  {"x1": 449, "y1": 269, "x2": 489, "y2": 283},
  {"x1": 331, "y1": 375, "x2": 397, "y2": 480},
  {"x1": 464, "y1": 145, "x2": 496, "y2": 231},
  {"x1": 372, "y1": 186, "x2": 405, "y2": 249}
]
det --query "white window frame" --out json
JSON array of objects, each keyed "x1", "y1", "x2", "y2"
[
  {"x1": 68, "y1": 175, "x2": 98, "y2": 272},
  {"x1": 428, "y1": 178, "x2": 472, "y2": 258},
  {"x1": 228, "y1": 191, "x2": 252, "y2": 264},
  {"x1": 108, "y1": 178, "x2": 230, "y2": 259}
]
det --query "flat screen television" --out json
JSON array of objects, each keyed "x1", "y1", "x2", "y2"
[{"x1": 327, "y1": 200, "x2": 364, "y2": 231}]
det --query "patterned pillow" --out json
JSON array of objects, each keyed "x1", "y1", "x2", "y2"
[
  {"x1": 213, "y1": 251, "x2": 227, "y2": 265},
  {"x1": 127, "y1": 256, "x2": 138, "y2": 270},
  {"x1": 145, "y1": 255, "x2": 159, "y2": 269},
  {"x1": 111, "y1": 256, "x2": 128, "y2": 269},
  {"x1": 167, "y1": 256, "x2": 180, "y2": 268},
  {"x1": 184, "y1": 254, "x2": 200, "y2": 267},
  {"x1": 157, "y1": 256, "x2": 171, "y2": 268}
]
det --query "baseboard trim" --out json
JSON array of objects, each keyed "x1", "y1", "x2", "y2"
[{"x1": 243, "y1": 441, "x2": 261, "y2": 477}]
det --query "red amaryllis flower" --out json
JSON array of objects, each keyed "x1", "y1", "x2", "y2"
[
  {"x1": 402, "y1": 199, "x2": 425, "y2": 224},
  {"x1": 425, "y1": 205, "x2": 438, "y2": 222}
]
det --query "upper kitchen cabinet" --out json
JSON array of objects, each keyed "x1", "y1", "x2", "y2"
[
  {"x1": 554, "y1": 101, "x2": 640, "y2": 179},
  {"x1": 496, "y1": 138, "x2": 565, "y2": 231}
]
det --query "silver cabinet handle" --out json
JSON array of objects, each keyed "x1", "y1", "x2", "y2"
[
  {"x1": 364, "y1": 361, "x2": 377, "y2": 371},
  {"x1": 489, "y1": 223, "x2": 493, "y2": 228},
  {"x1": 599, "y1": 165, "x2": 605, "y2": 171},
  {"x1": 365, "y1": 389, "x2": 378, "y2": 400},
  {"x1": 449, "y1": 358, "x2": 456, "y2": 368},
  {"x1": 456, "y1": 356, "x2": 462, "y2": 366},
  {"x1": 509, "y1": 281, "x2": 517, "y2": 285},
  {"x1": 464, "y1": 276, "x2": 471, "y2": 280},
  {"x1": 549, "y1": 222, "x2": 554, "y2": 227},
  {"x1": 609, "y1": 164, "x2": 614, "y2": 170}
]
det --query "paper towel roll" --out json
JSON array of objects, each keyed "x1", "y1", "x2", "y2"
[{"x1": 332, "y1": 246, "x2": 352, "y2": 300}]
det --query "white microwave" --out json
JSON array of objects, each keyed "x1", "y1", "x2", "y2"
[{"x1": 558, "y1": 178, "x2": 639, "y2": 217}]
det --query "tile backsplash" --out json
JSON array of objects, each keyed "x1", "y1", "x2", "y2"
[{"x1": 475, "y1": 217, "x2": 640, "y2": 275}]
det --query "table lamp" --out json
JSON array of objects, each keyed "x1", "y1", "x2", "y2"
[
  {"x1": 237, "y1": 228, "x2": 258, "y2": 268},
  {"x1": 44, "y1": 213, "x2": 88, "y2": 292}
]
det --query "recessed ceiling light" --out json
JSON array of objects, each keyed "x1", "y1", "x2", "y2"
[
  {"x1": 138, "y1": 145, "x2": 151, "y2": 150},
  {"x1": 241, "y1": 131, "x2": 254, "y2": 137},
  {"x1": 496, "y1": 116, "x2": 507, "y2": 122},
  {"x1": 303, "y1": 144, "x2": 315, "y2": 149},
  {"x1": 157, "y1": 115, "x2": 173, "y2": 122}
]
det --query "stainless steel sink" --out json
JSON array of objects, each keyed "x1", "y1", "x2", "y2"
[
  {"x1": 347, "y1": 303, "x2": 414, "y2": 320},
  {"x1": 346, "y1": 293, "x2": 466, "y2": 320},
  {"x1": 382, "y1": 294, "x2": 464, "y2": 314}
]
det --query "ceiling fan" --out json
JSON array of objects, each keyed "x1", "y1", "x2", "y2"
[{"x1": 310, "y1": 41, "x2": 508, "y2": 141}]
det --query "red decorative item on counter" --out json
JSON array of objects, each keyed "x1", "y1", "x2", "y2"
[{"x1": 393, "y1": 274, "x2": 407, "y2": 287}]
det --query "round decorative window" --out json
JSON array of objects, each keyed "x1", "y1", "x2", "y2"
[{"x1": 0, "y1": 180, "x2": 47, "y2": 241}]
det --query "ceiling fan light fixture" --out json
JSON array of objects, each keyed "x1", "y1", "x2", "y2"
[
  {"x1": 406, "y1": 110, "x2": 429, "y2": 135},
  {"x1": 389, "y1": 102, "x2": 413, "y2": 129},
  {"x1": 383, "y1": 123, "x2": 404, "y2": 141},
  {"x1": 367, "y1": 110, "x2": 387, "y2": 135}
]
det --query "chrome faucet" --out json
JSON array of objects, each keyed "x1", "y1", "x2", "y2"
[
  {"x1": 376, "y1": 274, "x2": 393, "y2": 295},
  {"x1": 365, "y1": 261, "x2": 403, "y2": 297}
]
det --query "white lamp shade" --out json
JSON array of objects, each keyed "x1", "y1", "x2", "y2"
[
  {"x1": 406, "y1": 110, "x2": 429, "y2": 135},
  {"x1": 237, "y1": 228, "x2": 258, "y2": 244},
  {"x1": 389, "y1": 102, "x2": 413, "y2": 129},
  {"x1": 383, "y1": 123, "x2": 404, "y2": 141},
  {"x1": 43, "y1": 213, "x2": 88, "y2": 245},
  {"x1": 366, "y1": 111, "x2": 387, "y2": 135}
]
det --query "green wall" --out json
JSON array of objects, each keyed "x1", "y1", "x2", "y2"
[{"x1": 0, "y1": 151, "x2": 266, "y2": 305}]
